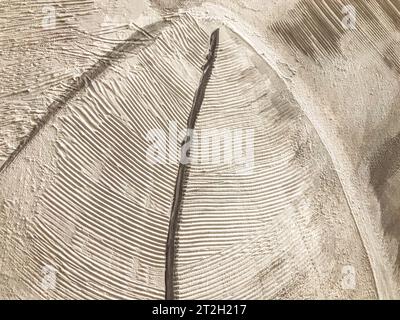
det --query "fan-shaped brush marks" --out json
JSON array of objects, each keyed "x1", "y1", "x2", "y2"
[
  {"x1": 0, "y1": 14, "x2": 209, "y2": 299},
  {"x1": 173, "y1": 25, "x2": 377, "y2": 299},
  {"x1": 0, "y1": 12, "x2": 379, "y2": 299}
]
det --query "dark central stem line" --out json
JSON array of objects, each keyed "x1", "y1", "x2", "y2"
[{"x1": 165, "y1": 28, "x2": 219, "y2": 300}]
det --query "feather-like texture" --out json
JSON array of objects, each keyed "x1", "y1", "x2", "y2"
[{"x1": 1, "y1": 0, "x2": 400, "y2": 299}]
